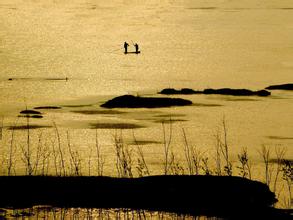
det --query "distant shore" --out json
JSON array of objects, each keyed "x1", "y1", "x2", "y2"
[{"x1": 159, "y1": 88, "x2": 271, "y2": 96}]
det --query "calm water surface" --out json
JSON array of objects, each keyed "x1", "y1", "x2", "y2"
[{"x1": 0, "y1": 0, "x2": 292, "y2": 210}]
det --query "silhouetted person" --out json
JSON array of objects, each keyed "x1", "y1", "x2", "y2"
[
  {"x1": 134, "y1": 43, "x2": 139, "y2": 53},
  {"x1": 124, "y1": 42, "x2": 129, "y2": 54}
]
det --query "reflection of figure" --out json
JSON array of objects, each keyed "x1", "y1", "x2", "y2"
[
  {"x1": 134, "y1": 43, "x2": 139, "y2": 53},
  {"x1": 124, "y1": 42, "x2": 129, "y2": 53}
]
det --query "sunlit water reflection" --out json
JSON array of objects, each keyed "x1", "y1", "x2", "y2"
[{"x1": 0, "y1": 0, "x2": 292, "y2": 212}]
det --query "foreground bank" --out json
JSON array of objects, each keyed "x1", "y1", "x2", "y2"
[{"x1": 0, "y1": 175, "x2": 291, "y2": 219}]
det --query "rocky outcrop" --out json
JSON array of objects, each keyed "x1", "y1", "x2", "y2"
[{"x1": 101, "y1": 95, "x2": 192, "y2": 108}]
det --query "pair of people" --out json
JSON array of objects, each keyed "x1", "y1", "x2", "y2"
[{"x1": 124, "y1": 42, "x2": 139, "y2": 53}]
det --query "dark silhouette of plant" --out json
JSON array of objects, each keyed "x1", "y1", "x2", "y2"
[
  {"x1": 25, "y1": 115, "x2": 33, "y2": 175},
  {"x1": 237, "y1": 147, "x2": 252, "y2": 179},
  {"x1": 201, "y1": 157, "x2": 212, "y2": 175},
  {"x1": 114, "y1": 131, "x2": 133, "y2": 178},
  {"x1": 0, "y1": 116, "x2": 3, "y2": 140},
  {"x1": 40, "y1": 143, "x2": 51, "y2": 176},
  {"x1": 95, "y1": 130, "x2": 105, "y2": 176},
  {"x1": 162, "y1": 121, "x2": 173, "y2": 175},
  {"x1": 259, "y1": 145, "x2": 272, "y2": 186},
  {"x1": 53, "y1": 122, "x2": 66, "y2": 176},
  {"x1": 272, "y1": 146, "x2": 286, "y2": 193},
  {"x1": 7, "y1": 119, "x2": 18, "y2": 176},
  {"x1": 67, "y1": 131, "x2": 82, "y2": 176},
  {"x1": 182, "y1": 128, "x2": 193, "y2": 174},
  {"x1": 168, "y1": 152, "x2": 184, "y2": 175},
  {"x1": 214, "y1": 117, "x2": 232, "y2": 176},
  {"x1": 182, "y1": 128, "x2": 202, "y2": 175},
  {"x1": 281, "y1": 159, "x2": 292, "y2": 208},
  {"x1": 132, "y1": 131, "x2": 150, "y2": 177}
]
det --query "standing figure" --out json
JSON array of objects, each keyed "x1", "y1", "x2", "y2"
[
  {"x1": 124, "y1": 42, "x2": 129, "y2": 54},
  {"x1": 134, "y1": 43, "x2": 139, "y2": 53}
]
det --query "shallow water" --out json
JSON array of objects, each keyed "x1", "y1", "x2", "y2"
[
  {"x1": 0, "y1": 0, "x2": 292, "y2": 209},
  {"x1": 0, "y1": 207, "x2": 222, "y2": 220}
]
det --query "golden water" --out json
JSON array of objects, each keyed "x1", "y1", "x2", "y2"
[{"x1": 0, "y1": 0, "x2": 292, "y2": 210}]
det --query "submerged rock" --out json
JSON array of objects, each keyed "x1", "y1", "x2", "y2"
[
  {"x1": 265, "y1": 83, "x2": 293, "y2": 90},
  {"x1": 34, "y1": 106, "x2": 61, "y2": 110},
  {"x1": 159, "y1": 88, "x2": 271, "y2": 97},
  {"x1": 101, "y1": 95, "x2": 192, "y2": 108},
  {"x1": 19, "y1": 109, "x2": 43, "y2": 119},
  {"x1": 20, "y1": 109, "x2": 42, "y2": 115}
]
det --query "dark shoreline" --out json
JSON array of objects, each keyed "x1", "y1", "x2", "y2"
[{"x1": 0, "y1": 175, "x2": 291, "y2": 219}]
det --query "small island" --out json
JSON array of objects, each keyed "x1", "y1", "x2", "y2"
[
  {"x1": 19, "y1": 109, "x2": 43, "y2": 118},
  {"x1": 20, "y1": 109, "x2": 42, "y2": 115},
  {"x1": 101, "y1": 95, "x2": 192, "y2": 108},
  {"x1": 159, "y1": 88, "x2": 271, "y2": 97},
  {"x1": 265, "y1": 83, "x2": 293, "y2": 90}
]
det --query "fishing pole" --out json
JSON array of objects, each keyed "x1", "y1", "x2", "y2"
[{"x1": 110, "y1": 48, "x2": 122, "y2": 52}]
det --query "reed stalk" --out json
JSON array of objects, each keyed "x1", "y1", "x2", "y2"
[
  {"x1": 132, "y1": 131, "x2": 150, "y2": 177},
  {"x1": 26, "y1": 115, "x2": 33, "y2": 175},
  {"x1": 53, "y1": 122, "x2": 66, "y2": 176},
  {"x1": 162, "y1": 121, "x2": 172, "y2": 175},
  {"x1": 95, "y1": 130, "x2": 104, "y2": 176},
  {"x1": 0, "y1": 116, "x2": 3, "y2": 140},
  {"x1": 273, "y1": 146, "x2": 286, "y2": 193},
  {"x1": 7, "y1": 120, "x2": 17, "y2": 176},
  {"x1": 67, "y1": 130, "x2": 81, "y2": 176},
  {"x1": 32, "y1": 132, "x2": 43, "y2": 175},
  {"x1": 259, "y1": 145, "x2": 272, "y2": 186},
  {"x1": 182, "y1": 128, "x2": 193, "y2": 175},
  {"x1": 114, "y1": 131, "x2": 133, "y2": 178}
]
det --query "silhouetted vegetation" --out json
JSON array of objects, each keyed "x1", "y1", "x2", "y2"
[{"x1": 0, "y1": 118, "x2": 291, "y2": 219}]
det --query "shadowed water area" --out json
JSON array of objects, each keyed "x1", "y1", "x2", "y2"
[{"x1": 0, "y1": 0, "x2": 293, "y2": 218}]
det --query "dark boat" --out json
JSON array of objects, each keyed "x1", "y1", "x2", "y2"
[{"x1": 125, "y1": 51, "x2": 141, "y2": 54}]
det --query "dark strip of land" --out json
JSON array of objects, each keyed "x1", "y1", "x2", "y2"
[
  {"x1": 0, "y1": 175, "x2": 290, "y2": 219},
  {"x1": 159, "y1": 88, "x2": 271, "y2": 96},
  {"x1": 265, "y1": 84, "x2": 293, "y2": 90},
  {"x1": 34, "y1": 106, "x2": 62, "y2": 110}
]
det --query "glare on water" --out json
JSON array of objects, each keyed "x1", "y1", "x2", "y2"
[{"x1": 0, "y1": 0, "x2": 292, "y2": 210}]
